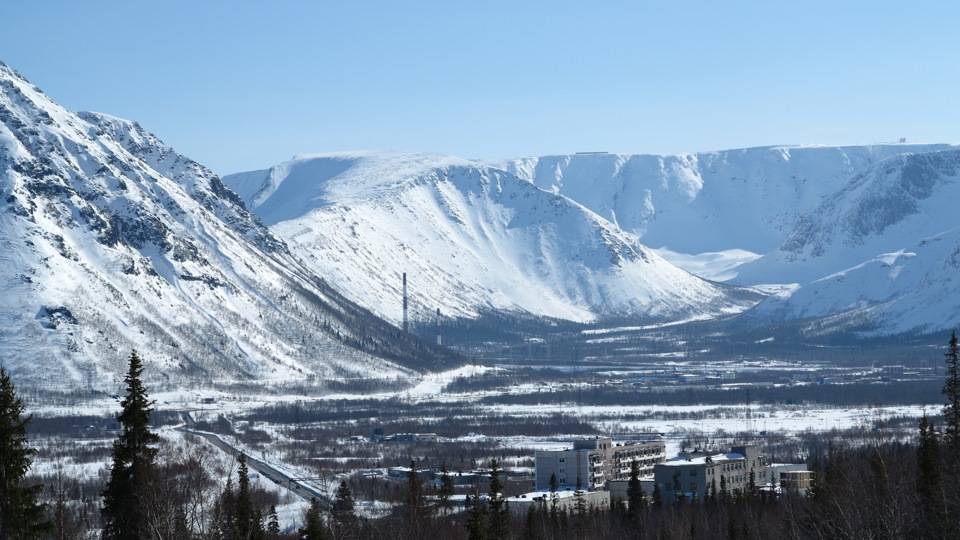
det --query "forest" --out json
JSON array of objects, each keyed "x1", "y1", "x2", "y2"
[{"x1": 1, "y1": 333, "x2": 958, "y2": 539}]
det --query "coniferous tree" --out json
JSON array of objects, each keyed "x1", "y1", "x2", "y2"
[
  {"x1": 300, "y1": 498, "x2": 327, "y2": 540},
  {"x1": 572, "y1": 476, "x2": 588, "y2": 538},
  {"x1": 464, "y1": 489, "x2": 487, "y2": 540},
  {"x1": 402, "y1": 460, "x2": 430, "y2": 537},
  {"x1": 331, "y1": 480, "x2": 358, "y2": 538},
  {"x1": 267, "y1": 505, "x2": 280, "y2": 537},
  {"x1": 235, "y1": 452, "x2": 265, "y2": 540},
  {"x1": 626, "y1": 459, "x2": 645, "y2": 523},
  {"x1": 101, "y1": 351, "x2": 160, "y2": 540},
  {"x1": 487, "y1": 459, "x2": 509, "y2": 540},
  {"x1": 521, "y1": 505, "x2": 539, "y2": 540},
  {"x1": 652, "y1": 482, "x2": 662, "y2": 509},
  {"x1": 943, "y1": 331, "x2": 960, "y2": 452},
  {"x1": 548, "y1": 472, "x2": 560, "y2": 533},
  {"x1": 438, "y1": 463, "x2": 454, "y2": 515},
  {"x1": 941, "y1": 331, "x2": 960, "y2": 538},
  {"x1": 217, "y1": 477, "x2": 238, "y2": 538},
  {"x1": 0, "y1": 367, "x2": 48, "y2": 539}
]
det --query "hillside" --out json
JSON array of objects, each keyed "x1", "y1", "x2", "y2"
[
  {"x1": 0, "y1": 61, "x2": 459, "y2": 388},
  {"x1": 224, "y1": 152, "x2": 763, "y2": 325}
]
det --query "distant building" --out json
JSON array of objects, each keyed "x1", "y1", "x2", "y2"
[
  {"x1": 779, "y1": 470, "x2": 815, "y2": 490},
  {"x1": 506, "y1": 488, "x2": 610, "y2": 515},
  {"x1": 388, "y1": 433, "x2": 438, "y2": 443},
  {"x1": 535, "y1": 437, "x2": 666, "y2": 492},
  {"x1": 653, "y1": 445, "x2": 767, "y2": 504},
  {"x1": 607, "y1": 478, "x2": 656, "y2": 503},
  {"x1": 767, "y1": 464, "x2": 815, "y2": 492},
  {"x1": 370, "y1": 429, "x2": 437, "y2": 443}
]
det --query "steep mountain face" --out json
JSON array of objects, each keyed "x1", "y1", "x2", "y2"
[
  {"x1": 499, "y1": 145, "x2": 955, "y2": 258},
  {"x1": 736, "y1": 150, "x2": 960, "y2": 334},
  {"x1": 0, "y1": 61, "x2": 454, "y2": 387},
  {"x1": 735, "y1": 149, "x2": 960, "y2": 284},
  {"x1": 224, "y1": 152, "x2": 763, "y2": 325},
  {"x1": 499, "y1": 146, "x2": 960, "y2": 335}
]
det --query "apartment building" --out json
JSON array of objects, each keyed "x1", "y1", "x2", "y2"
[
  {"x1": 535, "y1": 437, "x2": 666, "y2": 491},
  {"x1": 653, "y1": 444, "x2": 767, "y2": 504}
]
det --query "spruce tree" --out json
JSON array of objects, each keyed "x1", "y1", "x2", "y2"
[
  {"x1": 402, "y1": 460, "x2": 430, "y2": 535},
  {"x1": 331, "y1": 480, "x2": 358, "y2": 537},
  {"x1": 487, "y1": 459, "x2": 509, "y2": 540},
  {"x1": 943, "y1": 331, "x2": 960, "y2": 452},
  {"x1": 438, "y1": 462, "x2": 454, "y2": 515},
  {"x1": 0, "y1": 367, "x2": 48, "y2": 539},
  {"x1": 464, "y1": 489, "x2": 487, "y2": 540},
  {"x1": 299, "y1": 498, "x2": 327, "y2": 540},
  {"x1": 101, "y1": 351, "x2": 160, "y2": 540},
  {"x1": 941, "y1": 332, "x2": 960, "y2": 538},
  {"x1": 626, "y1": 459, "x2": 645, "y2": 523},
  {"x1": 267, "y1": 505, "x2": 280, "y2": 537},
  {"x1": 548, "y1": 472, "x2": 560, "y2": 532},
  {"x1": 235, "y1": 452, "x2": 265, "y2": 540}
]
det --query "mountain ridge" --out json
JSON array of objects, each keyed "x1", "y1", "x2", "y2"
[
  {"x1": 0, "y1": 61, "x2": 459, "y2": 387},
  {"x1": 224, "y1": 153, "x2": 764, "y2": 325}
]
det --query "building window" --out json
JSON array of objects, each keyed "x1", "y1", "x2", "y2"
[{"x1": 690, "y1": 482, "x2": 697, "y2": 491}]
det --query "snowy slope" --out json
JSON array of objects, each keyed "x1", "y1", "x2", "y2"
[
  {"x1": 500, "y1": 147, "x2": 960, "y2": 335},
  {"x1": 735, "y1": 149, "x2": 960, "y2": 285},
  {"x1": 742, "y1": 227, "x2": 960, "y2": 335},
  {"x1": 734, "y1": 150, "x2": 960, "y2": 334},
  {"x1": 499, "y1": 145, "x2": 956, "y2": 267},
  {"x1": 224, "y1": 152, "x2": 762, "y2": 324},
  {"x1": 0, "y1": 61, "x2": 453, "y2": 387}
]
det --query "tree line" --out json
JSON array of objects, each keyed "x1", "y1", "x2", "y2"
[{"x1": 3, "y1": 332, "x2": 960, "y2": 538}]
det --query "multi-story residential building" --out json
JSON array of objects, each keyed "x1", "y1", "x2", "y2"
[
  {"x1": 653, "y1": 445, "x2": 767, "y2": 504},
  {"x1": 535, "y1": 437, "x2": 666, "y2": 491}
]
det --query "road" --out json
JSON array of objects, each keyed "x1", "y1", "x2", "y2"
[{"x1": 177, "y1": 413, "x2": 332, "y2": 509}]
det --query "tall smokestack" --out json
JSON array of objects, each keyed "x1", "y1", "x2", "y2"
[
  {"x1": 436, "y1": 307, "x2": 442, "y2": 346},
  {"x1": 402, "y1": 273, "x2": 408, "y2": 333}
]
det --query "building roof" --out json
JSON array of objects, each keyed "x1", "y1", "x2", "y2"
[
  {"x1": 506, "y1": 489, "x2": 588, "y2": 503},
  {"x1": 660, "y1": 452, "x2": 745, "y2": 467}
]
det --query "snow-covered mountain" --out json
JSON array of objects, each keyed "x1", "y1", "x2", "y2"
[
  {"x1": 0, "y1": 61, "x2": 455, "y2": 387},
  {"x1": 224, "y1": 152, "x2": 762, "y2": 325},
  {"x1": 735, "y1": 149, "x2": 960, "y2": 334},
  {"x1": 742, "y1": 227, "x2": 960, "y2": 335},
  {"x1": 499, "y1": 145, "x2": 955, "y2": 268},
  {"x1": 499, "y1": 146, "x2": 960, "y2": 334}
]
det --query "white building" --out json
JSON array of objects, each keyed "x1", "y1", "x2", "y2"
[
  {"x1": 535, "y1": 437, "x2": 666, "y2": 491},
  {"x1": 653, "y1": 445, "x2": 767, "y2": 504}
]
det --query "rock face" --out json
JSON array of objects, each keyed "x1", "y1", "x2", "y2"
[
  {"x1": 0, "y1": 61, "x2": 457, "y2": 387},
  {"x1": 498, "y1": 145, "x2": 955, "y2": 256},
  {"x1": 224, "y1": 152, "x2": 763, "y2": 325},
  {"x1": 737, "y1": 149, "x2": 960, "y2": 335}
]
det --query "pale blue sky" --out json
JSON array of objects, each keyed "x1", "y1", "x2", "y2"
[{"x1": 4, "y1": 1, "x2": 958, "y2": 175}]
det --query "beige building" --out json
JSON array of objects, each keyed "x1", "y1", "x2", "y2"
[
  {"x1": 535, "y1": 437, "x2": 666, "y2": 491},
  {"x1": 778, "y1": 470, "x2": 815, "y2": 490}
]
